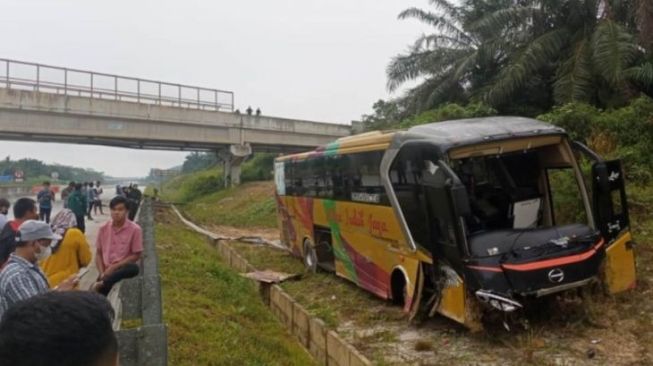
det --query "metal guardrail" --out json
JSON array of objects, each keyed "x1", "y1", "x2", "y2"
[
  {"x1": 116, "y1": 198, "x2": 167, "y2": 366},
  {"x1": 0, "y1": 58, "x2": 234, "y2": 111}
]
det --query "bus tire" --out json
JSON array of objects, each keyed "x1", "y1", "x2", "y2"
[
  {"x1": 303, "y1": 239, "x2": 318, "y2": 273},
  {"x1": 391, "y1": 270, "x2": 407, "y2": 306}
]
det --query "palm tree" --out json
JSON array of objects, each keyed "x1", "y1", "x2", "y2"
[
  {"x1": 476, "y1": 0, "x2": 642, "y2": 106},
  {"x1": 389, "y1": 0, "x2": 650, "y2": 112},
  {"x1": 387, "y1": 0, "x2": 517, "y2": 114}
]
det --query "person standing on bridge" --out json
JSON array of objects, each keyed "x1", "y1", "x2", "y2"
[
  {"x1": 36, "y1": 181, "x2": 55, "y2": 224},
  {"x1": 67, "y1": 183, "x2": 88, "y2": 233},
  {"x1": 0, "y1": 198, "x2": 10, "y2": 231},
  {"x1": 93, "y1": 196, "x2": 142, "y2": 296}
]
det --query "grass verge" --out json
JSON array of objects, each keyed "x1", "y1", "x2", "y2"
[
  {"x1": 174, "y1": 181, "x2": 277, "y2": 229},
  {"x1": 155, "y1": 207, "x2": 314, "y2": 366},
  {"x1": 230, "y1": 242, "x2": 403, "y2": 329}
]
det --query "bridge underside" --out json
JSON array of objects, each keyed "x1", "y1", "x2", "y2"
[
  {"x1": 0, "y1": 88, "x2": 350, "y2": 185},
  {"x1": 0, "y1": 131, "x2": 308, "y2": 153}
]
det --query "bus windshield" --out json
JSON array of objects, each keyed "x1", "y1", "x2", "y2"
[{"x1": 449, "y1": 146, "x2": 589, "y2": 236}]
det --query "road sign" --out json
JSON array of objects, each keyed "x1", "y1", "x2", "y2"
[{"x1": 14, "y1": 170, "x2": 24, "y2": 182}]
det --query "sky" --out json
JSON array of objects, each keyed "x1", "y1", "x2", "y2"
[{"x1": 0, "y1": 0, "x2": 428, "y2": 177}]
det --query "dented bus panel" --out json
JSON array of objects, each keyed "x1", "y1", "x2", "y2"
[{"x1": 273, "y1": 117, "x2": 636, "y2": 329}]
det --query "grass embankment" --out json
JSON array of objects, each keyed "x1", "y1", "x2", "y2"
[
  {"x1": 162, "y1": 172, "x2": 277, "y2": 228},
  {"x1": 154, "y1": 206, "x2": 314, "y2": 366},
  {"x1": 160, "y1": 169, "x2": 224, "y2": 204}
]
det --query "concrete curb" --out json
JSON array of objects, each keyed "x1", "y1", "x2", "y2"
[
  {"x1": 171, "y1": 205, "x2": 372, "y2": 366},
  {"x1": 116, "y1": 199, "x2": 168, "y2": 366}
]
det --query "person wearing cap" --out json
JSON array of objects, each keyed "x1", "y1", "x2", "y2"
[
  {"x1": 40, "y1": 209, "x2": 92, "y2": 288},
  {"x1": 0, "y1": 220, "x2": 78, "y2": 318},
  {"x1": 0, "y1": 198, "x2": 9, "y2": 231}
]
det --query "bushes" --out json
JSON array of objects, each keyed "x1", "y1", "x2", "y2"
[
  {"x1": 399, "y1": 102, "x2": 498, "y2": 128},
  {"x1": 241, "y1": 153, "x2": 276, "y2": 183},
  {"x1": 162, "y1": 153, "x2": 276, "y2": 203},
  {"x1": 538, "y1": 96, "x2": 653, "y2": 182},
  {"x1": 162, "y1": 169, "x2": 224, "y2": 203}
]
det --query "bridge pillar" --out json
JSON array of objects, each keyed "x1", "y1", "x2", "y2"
[{"x1": 219, "y1": 144, "x2": 252, "y2": 187}]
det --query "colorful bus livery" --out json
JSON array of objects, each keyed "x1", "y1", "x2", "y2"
[{"x1": 274, "y1": 117, "x2": 636, "y2": 330}]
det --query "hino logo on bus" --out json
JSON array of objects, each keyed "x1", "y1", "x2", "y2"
[{"x1": 548, "y1": 268, "x2": 565, "y2": 283}]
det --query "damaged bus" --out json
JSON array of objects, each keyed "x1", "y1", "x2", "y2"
[{"x1": 273, "y1": 117, "x2": 636, "y2": 330}]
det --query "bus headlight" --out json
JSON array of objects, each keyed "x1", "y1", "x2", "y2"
[{"x1": 475, "y1": 290, "x2": 522, "y2": 313}]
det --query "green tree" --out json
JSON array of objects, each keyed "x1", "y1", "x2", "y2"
[
  {"x1": 389, "y1": 0, "x2": 652, "y2": 113},
  {"x1": 182, "y1": 152, "x2": 219, "y2": 173},
  {"x1": 387, "y1": 0, "x2": 516, "y2": 114},
  {"x1": 361, "y1": 99, "x2": 404, "y2": 131}
]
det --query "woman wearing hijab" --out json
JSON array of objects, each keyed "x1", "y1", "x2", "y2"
[{"x1": 40, "y1": 209, "x2": 92, "y2": 287}]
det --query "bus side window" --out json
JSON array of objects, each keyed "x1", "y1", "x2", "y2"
[
  {"x1": 348, "y1": 151, "x2": 387, "y2": 204},
  {"x1": 390, "y1": 149, "x2": 431, "y2": 247}
]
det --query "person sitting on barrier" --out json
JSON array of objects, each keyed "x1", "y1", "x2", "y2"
[
  {"x1": 0, "y1": 198, "x2": 39, "y2": 268},
  {"x1": 0, "y1": 220, "x2": 78, "y2": 319},
  {"x1": 93, "y1": 196, "x2": 142, "y2": 296},
  {"x1": 40, "y1": 209, "x2": 92, "y2": 287},
  {"x1": 0, "y1": 198, "x2": 9, "y2": 231},
  {"x1": 0, "y1": 291, "x2": 118, "y2": 366}
]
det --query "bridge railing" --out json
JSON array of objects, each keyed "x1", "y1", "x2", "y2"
[{"x1": 0, "y1": 58, "x2": 234, "y2": 111}]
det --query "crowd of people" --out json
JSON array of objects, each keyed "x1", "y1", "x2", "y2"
[{"x1": 0, "y1": 182, "x2": 145, "y2": 365}]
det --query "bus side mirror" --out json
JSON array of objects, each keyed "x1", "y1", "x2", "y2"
[{"x1": 450, "y1": 184, "x2": 471, "y2": 217}]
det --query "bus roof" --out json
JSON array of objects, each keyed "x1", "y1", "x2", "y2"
[
  {"x1": 396, "y1": 116, "x2": 565, "y2": 149},
  {"x1": 276, "y1": 117, "x2": 565, "y2": 161}
]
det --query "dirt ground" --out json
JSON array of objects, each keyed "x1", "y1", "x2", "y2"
[{"x1": 182, "y1": 203, "x2": 653, "y2": 366}]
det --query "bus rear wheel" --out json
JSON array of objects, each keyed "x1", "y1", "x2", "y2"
[
  {"x1": 303, "y1": 240, "x2": 318, "y2": 273},
  {"x1": 391, "y1": 271, "x2": 407, "y2": 306}
]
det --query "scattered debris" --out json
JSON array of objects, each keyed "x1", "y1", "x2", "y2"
[
  {"x1": 241, "y1": 270, "x2": 299, "y2": 284},
  {"x1": 170, "y1": 204, "x2": 287, "y2": 250},
  {"x1": 587, "y1": 348, "x2": 596, "y2": 359}
]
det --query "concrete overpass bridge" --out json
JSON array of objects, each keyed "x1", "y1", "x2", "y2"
[{"x1": 0, "y1": 58, "x2": 353, "y2": 184}]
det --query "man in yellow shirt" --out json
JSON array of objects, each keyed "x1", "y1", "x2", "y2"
[{"x1": 40, "y1": 209, "x2": 92, "y2": 287}]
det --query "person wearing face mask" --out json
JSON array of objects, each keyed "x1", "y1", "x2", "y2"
[
  {"x1": 0, "y1": 220, "x2": 78, "y2": 319},
  {"x1": 0, "y1": 198, "x2": 9, "y2": 230},
  {"x1": 40, "y1": 209, "x2": 92, "y2": 287}
]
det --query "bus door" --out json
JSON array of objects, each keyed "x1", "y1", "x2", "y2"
[
  {"x1": 573, "y1": 142, "x2": 636, "y2": 293},
  {"x1": 420, "y1": 159, "x2": 471, "y2": 271}
]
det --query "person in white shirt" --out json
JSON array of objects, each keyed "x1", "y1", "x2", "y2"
[{"x1": 0, "y1": 198, "x2": 9, "y2": 230}]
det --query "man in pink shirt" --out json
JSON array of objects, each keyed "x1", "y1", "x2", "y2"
[{"x1": 93, "y1": 196, "x2": 142, "y2": 296}]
